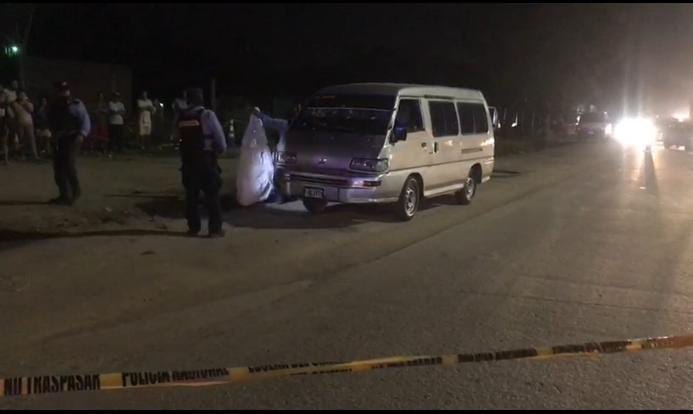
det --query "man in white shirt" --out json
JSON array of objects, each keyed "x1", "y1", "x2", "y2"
[
  {"x1": 107, "y1": 92, "x2": 126, "y2": 153},
  {"x1": 137, "y1": 90, "x2": 155, "y2": 150},
  {"x1": 5, "y1": 80, "x2": 18, "y2": 104},
  {"x1": 4, "y1": 80, "x2": 19, "y2": 158}
]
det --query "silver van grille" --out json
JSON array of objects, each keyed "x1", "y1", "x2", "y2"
[{"x1": 289, "y1": 174, "x2": 350, "y2": 187}]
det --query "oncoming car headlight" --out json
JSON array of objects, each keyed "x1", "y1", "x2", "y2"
[{"x1": 614, "y1": 117, "x2": 657, "y2": 147}]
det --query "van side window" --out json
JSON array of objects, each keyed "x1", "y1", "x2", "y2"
[
  {"x1": 457, "y1": 103, "x2": 475, "y2": 134},
  {"x1": 429, "y1": 101, "x2": 459, "y2": 137},
  {"x1": 473, "y1": 104, "x2": 489, "y2": 133},
  {"x1": 395, "y1": 99, "x2": 424, "y2": 132},
  {"x1": 457, "y1": 102, "x2": 489, "y2": 134}
]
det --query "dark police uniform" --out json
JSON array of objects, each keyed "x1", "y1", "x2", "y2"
[
  {"x1": 48, "y1": 89, "x2": 91, "y2": 205},
  {"x1": 177, "y1": 106, "x2": 224, "y2": 235}
]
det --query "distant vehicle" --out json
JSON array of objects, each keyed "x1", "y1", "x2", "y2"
[
  {"x1": 661, "y1": 120, "x2": 693, "y2": 150},
  {"x1": 576, "y1": 111, "x2": 612, "y2": 138},
  {"x1": 278, "y1": 83, "x2": 495, "y2": 220},
  {"x1": 655, "y1": 116, "x2": 679, "y2": 141}
]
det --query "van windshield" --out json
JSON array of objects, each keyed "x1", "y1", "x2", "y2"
[{"x1": 293, "y1": 94, "x2": 395, "y2": 135}]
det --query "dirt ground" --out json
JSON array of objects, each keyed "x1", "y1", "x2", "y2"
[
  {"x1": 0, "y1": 151, "x2": 240, "y2": 238},
  {"x1": 0, "y1": 137, "x2": 566, "y2": 240}
]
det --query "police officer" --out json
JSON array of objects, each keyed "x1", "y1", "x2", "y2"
[
  {"x1": 177, "y1": 87, "x2": 227, "y2": 238},
  {"x1": 47, "y1": 81, "x2": 91, "y2": 205}
]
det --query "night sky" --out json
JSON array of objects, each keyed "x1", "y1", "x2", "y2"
[{"x1": 7, "y1": 3, "x2": 693, "y2": 115}]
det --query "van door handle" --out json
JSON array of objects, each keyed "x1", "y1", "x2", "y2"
[
  {"x1": 433, "y1": 142, "x2": 439, "y2": 153},
  {"x1": 461, "y1": 147, "x2": 483, "y2": 154}
]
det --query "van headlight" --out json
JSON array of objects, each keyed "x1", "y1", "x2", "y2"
[
  {"x1": 350, "y1": 158, "x2": 389, "y2": 172},
  {"x1": 276, "y1": 151, "x2": 297, "y2": 164}
]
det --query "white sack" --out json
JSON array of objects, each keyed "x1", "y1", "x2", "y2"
[{"x1": 236, "y1": 114, "x2": 274, "y2": 206}]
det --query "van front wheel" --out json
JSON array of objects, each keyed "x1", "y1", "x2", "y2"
[
  {"x1": 394, "y1": 177, "x2": 420, "y2": 221},
  {"x1": 455, "y1": 176, "x2": 476, "y2": 205},
  {"x1": 303, "y1": 198, "x2": 327, "y2": 214}
]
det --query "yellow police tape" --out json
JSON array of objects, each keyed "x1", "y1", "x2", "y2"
[{"x1": 2, "y1": 333, "x2": 693, "y2": 397}]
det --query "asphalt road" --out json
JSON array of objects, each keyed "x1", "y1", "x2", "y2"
[{"x1": 1, "y1": 139, "x2": 692, "y2": 409}]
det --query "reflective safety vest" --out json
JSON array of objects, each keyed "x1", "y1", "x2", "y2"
[{"x1": 177, "y1": 107, "x2": 212, "y2": 166}]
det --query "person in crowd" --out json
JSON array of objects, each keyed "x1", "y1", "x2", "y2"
[
  {"x1": 34, "y1": 96, "x2": 52, "y2": 157},
  {"x1": 0, "y1": 84, "x2": 8, "y2": 165},
  {"x1": 11, "y1": 90, "x2": 39, "y2": 160},
  {"x1": 4, "y1": 80, "x2": 20, "y2": 157},
  {"x1": 87, "y1": 92, "x2": 110, "y2": 155},
  {"x1": 170, "y1": 89, "x2": 188, "y2": 143},
  {"x1": 137, "y1": 90, "x2": 155, "y2": 150},
  {"x1": 171, "y1": 90, "x2": 188, "y2": 124},
  {"x1": 107, "y1": 92, "x2": 126, "y2": 153},
  {"x1": 5, "y1": 80, "x2": 19, "y2": 102},
  {"x1": 152, "y1": 98, "x2": 165, "y2": 149}
]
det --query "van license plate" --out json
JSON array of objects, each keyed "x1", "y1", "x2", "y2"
[{"x1": 304, "y1": 187, "x2": 325, "y2": 199}]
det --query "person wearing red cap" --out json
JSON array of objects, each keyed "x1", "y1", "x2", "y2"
[{"x1": 47, "y1": 81, "x2": 91, "y2": 205}]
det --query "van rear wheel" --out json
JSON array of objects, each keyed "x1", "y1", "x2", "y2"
[
  {"x1": 455, "y1": 176, "x2": 477, "y2": 205},
  {"x1": 394, "y1": 177, "x2": 420, "y2": 221},
  {"x1": 303, "y1": 198, "x2": 327, "y2": 214}
]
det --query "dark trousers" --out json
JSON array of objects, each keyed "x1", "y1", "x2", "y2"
[
  {"x1": 108, "y1": 124, "x2": 124, "y2": 152},
  {"x1": 53, "y1": 135, "x2": 81, "y2": 202},
  {"x1": 181, "y1": 162, "x2": 223, "y2": 233},
  {"x1": 266, "y1": 166, "x2": 287, "y2": 203}
]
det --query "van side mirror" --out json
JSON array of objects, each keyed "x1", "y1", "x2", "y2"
[{"x1": 392, "y1": 126, "x2": 408, "y2": 142}]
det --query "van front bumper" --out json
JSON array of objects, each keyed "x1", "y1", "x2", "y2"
[{"x1": 280, "y1": 171, "x2": 400, "y2": 203}]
